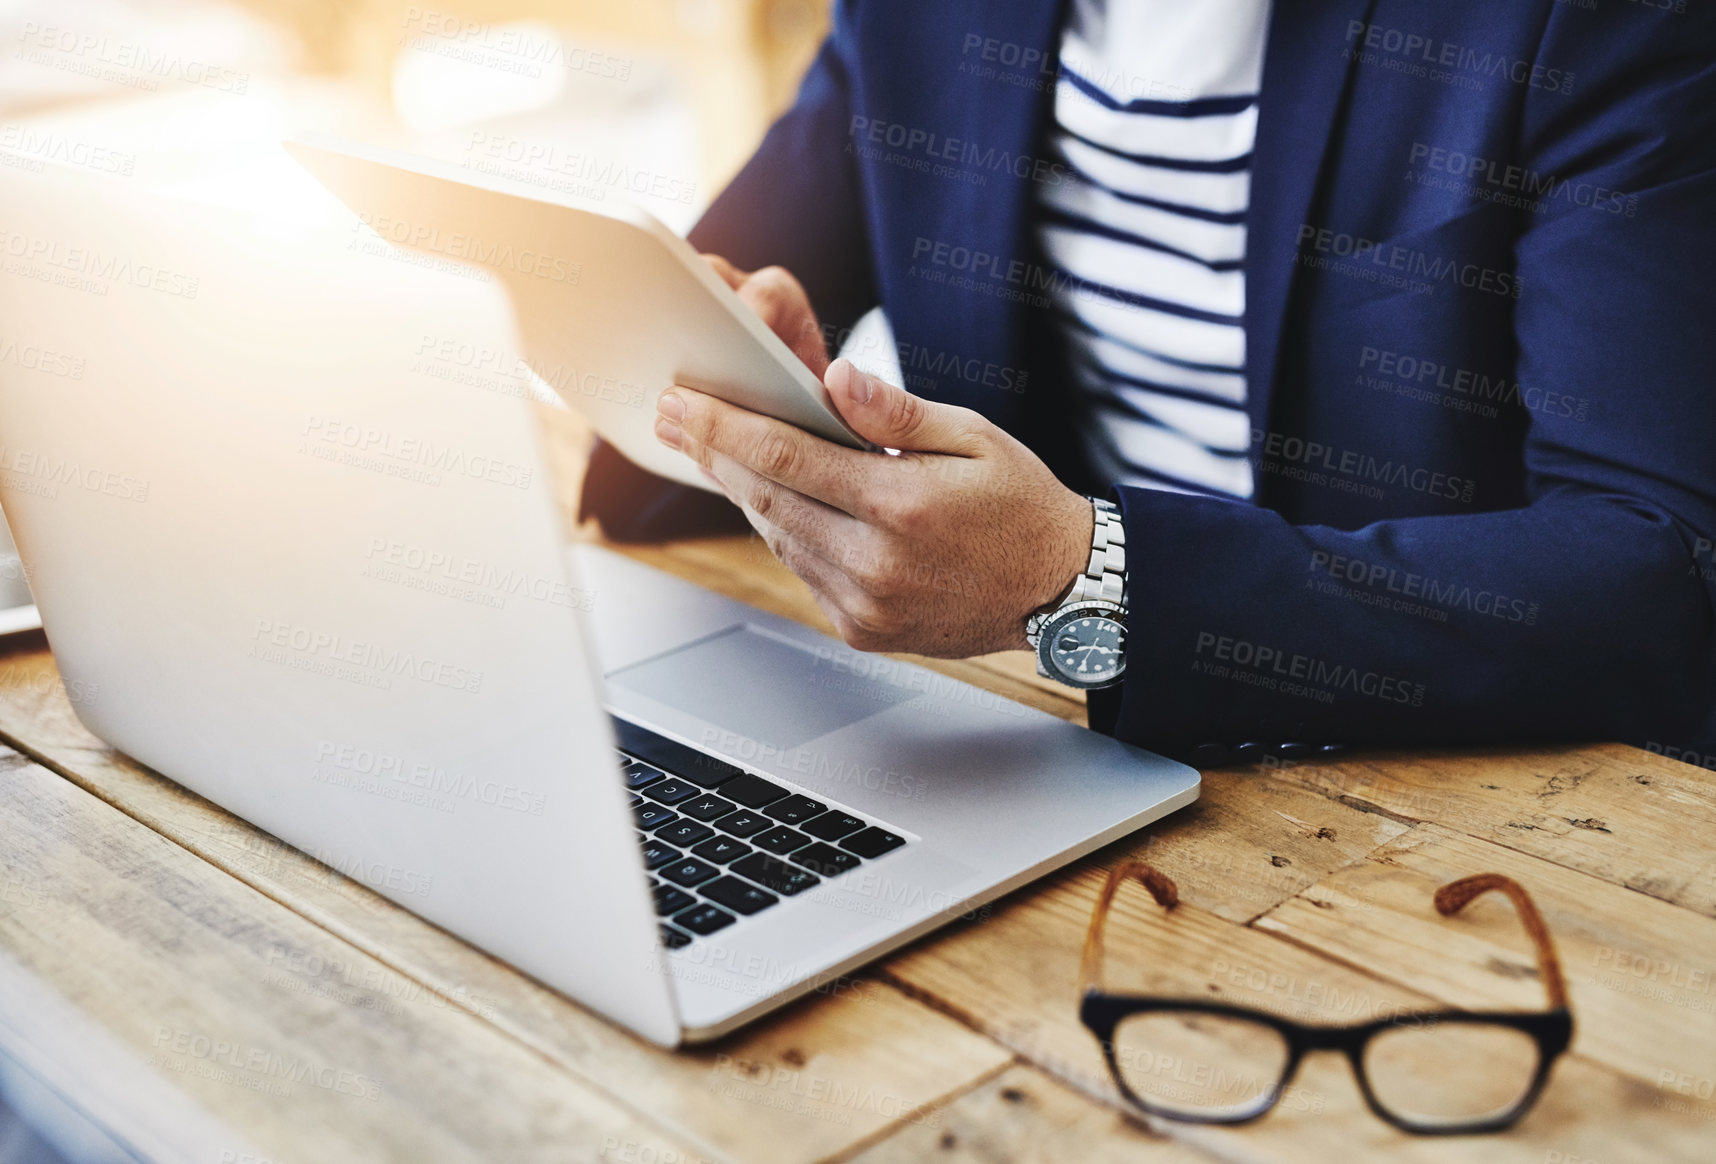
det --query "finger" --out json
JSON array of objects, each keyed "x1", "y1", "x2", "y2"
[
  {"x1": 742, "y1": 512, "x2": 896, "y2": 644},
  {"x1": 702, "y1": 446, "x2": 865, "y2": 555},
  {"x1": 825, "y1": 358, "x2": 986, "y2": 455},
  {"x1": 660, "y1": 387, "x2": 879, "y2": 518},
  {"x1": 736, "y1": 266, "x2": 830, "y2": 377},
  {"x1": 701, "y1": 253, "x2": 749, "y2": 289}
]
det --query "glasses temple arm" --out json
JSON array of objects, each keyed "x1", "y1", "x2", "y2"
[
  {"x1": 1433, "y1": 873, "x2": 1569, "y2": 1010},
  {"x1": 1078, "y1": 860, "x2": 1180, "y2": 997}
]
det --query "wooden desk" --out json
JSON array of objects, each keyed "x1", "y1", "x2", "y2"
[{"x1": 2, "y1": 416, "x2": 1713, "y2": 1162}]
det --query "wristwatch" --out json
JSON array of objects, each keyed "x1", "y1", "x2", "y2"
[{"x1": 1025, "y1": 497, "x2": 1128, "y2": 689}]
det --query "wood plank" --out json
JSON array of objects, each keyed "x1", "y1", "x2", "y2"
[
  {"x1": 1254, "y1": 823, "x2": 1716, "y2": 1114},
  {"x1": 0, "y1": 748, "x2": 707, "y2": 1164},
  {"x1": 0, "y1": 646, "x2": 1013, "y2": 1164},
  {"x1": 841, "y1": 1063, "x2": 1218, "y2": 1164},
  {"x1": 1255, "y1": 745, "x2": 1716, "y2": 916},
  {"x1": 878, "y1": 829, "x2": 1716, "y2": 1162}
]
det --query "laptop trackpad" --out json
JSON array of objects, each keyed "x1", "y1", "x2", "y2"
[{"x1": 606, "y1": 624, "x2": 897, "y2": 750}]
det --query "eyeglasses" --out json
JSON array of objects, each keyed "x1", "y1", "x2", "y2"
[{"x1": 1078, "y1": 862, "x2": 1574, "y2": 1135}]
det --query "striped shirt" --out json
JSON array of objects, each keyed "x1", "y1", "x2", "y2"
[{"x1": 1033, "y1": 0, "x2": 1271, "y2": 499}]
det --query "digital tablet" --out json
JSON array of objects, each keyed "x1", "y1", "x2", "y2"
[{"x1": 286, "y1": 133, "x2": 871, "y2": 494}]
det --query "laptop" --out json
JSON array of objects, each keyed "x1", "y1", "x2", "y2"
[{"x1": 0, "y1": 159, "x2": 1199, "y2": 1046}]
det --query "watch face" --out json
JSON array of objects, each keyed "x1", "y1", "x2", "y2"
[{"x1": 1041, "y1": 609, "x2": 1126, "y2": 688}]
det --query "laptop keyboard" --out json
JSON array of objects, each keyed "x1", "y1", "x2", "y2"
[{"x1": 610, "y1": 716, "x2": 911, "y2": 950}]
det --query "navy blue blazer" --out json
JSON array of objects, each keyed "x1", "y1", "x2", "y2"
[{"x1": 585, "y1": 0, "x2": 1716, "y2": 764}]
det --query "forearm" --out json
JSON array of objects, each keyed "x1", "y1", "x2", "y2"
[{"x1": 1091, "y1": 488, "x2": 1715, "y2": 759}]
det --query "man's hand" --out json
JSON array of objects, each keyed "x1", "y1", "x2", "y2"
[{"x1": 653, "y1": 259, "x2": 1092, "y2": 659}]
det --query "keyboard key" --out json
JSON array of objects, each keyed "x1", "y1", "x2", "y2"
[
  {"x1": 841, "y1": 827, "x2": 906, "y2": 859},
  {"x1": 628, "y1": 794, "x2": 644, "y2": 808},
  {"x1": 731, "y1": 853, "x2": 821, "y2": 896},
  {"x1": 712, "y1": 809, "x2": 773, "y2": 838},
  {"x1": 642, "y1": 778, "x2": 700, "y2": 805},
  {"x1": 791, "y1": 842, "x2": 862, "y2": 878},
  {"x1": 622, "y1": 761, "x2": 665, "y2": 791},
  {"x1": 753, "y1": 825, "x2": 812, "y2": 855},
  {"x1": 633, "y1": 802, "x2": 678, "y2": 830},
  {"x1": 678, "y1": 793, "x2": 738, "y2": 822},
  {"x1": 639, "y1": 840, "x2": 681, "y2": 870},
  {"x1": 765, "y1": 794, "x2": 828, "y2": 826},
  {"x1": 609, "y1": 717, "x2": 742, "y2": 788},
  {"x1": 701, "y1": 876, "x2": 779, "y2": 916},
  {"x1": 653, "y1": 885, "x2": 696, "y2": 916},
  {"x1": 655, "y1": 819, "x2": 715, "y2": 847},
  {"x1": 801, "y1": 811, "x2": 866, "y2": 841},
  {"x1": 674, "y1": 904, "x2": 736, "y2": 936},
  {"x1": 718, "y1": 774, "x2": 791, "y2": 809},
  {"x1": 660, "y1": 924, "x2": 692, "y2": 950},
  {"x1": 662, "y1": 857, "x2": 721, "y2": 887},
  {"x1": 691, "y1": 835, "x2": 752, "y2": 864}
]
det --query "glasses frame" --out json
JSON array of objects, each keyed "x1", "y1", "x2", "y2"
[{"x1": 1078, "y1": 863, "x2": 1575, "y2": 1136}]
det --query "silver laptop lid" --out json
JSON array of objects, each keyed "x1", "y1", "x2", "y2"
[{"x1": 0, "y1": 164, "x2": 680, "y2": 1045}]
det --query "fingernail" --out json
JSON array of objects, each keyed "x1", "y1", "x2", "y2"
[
  {"x1": 656, "y1": 391, "x2": 685, "y2": 422},
  {"x1": 654, "y1": 416, "x2": 682, "y2": 449},
  {"x1": 831, "y1": 358, "x2": 871, "y2": 405}
]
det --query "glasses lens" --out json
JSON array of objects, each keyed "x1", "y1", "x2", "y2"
[
  {"x1": 1363, "y1": 1019, "x2": 1542, "y2": 1128},
  {"x1": 1109, "y1": 1009, "x2": 1290, "y2": 1120}
]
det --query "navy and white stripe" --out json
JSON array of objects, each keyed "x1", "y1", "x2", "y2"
[{"x1": 1034, "y1": 0, "x2": 1271, "y2": 499}]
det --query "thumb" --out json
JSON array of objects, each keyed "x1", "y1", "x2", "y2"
[{"x1": 825, "y1": 358, "x2": 984, "y2": 454}]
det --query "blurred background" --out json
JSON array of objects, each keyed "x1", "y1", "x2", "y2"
[
  {"x1": 0, "y1": 0, "x2": 851, "y2": 634},
  {"x1": 1, "y1": 0, "x2": 833, "y2": 230}
]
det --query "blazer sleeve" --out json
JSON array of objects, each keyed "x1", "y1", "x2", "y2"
[
  {"x1": 581, "y1": 6, "x2": 878, "y2": 540},
  {"x1": 1089, "y1": 5, "x2": 1716, "y2": 761}
]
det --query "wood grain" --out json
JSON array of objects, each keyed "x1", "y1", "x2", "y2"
[
  {"x1": 0, "y1": 747, "x2": 706, "y2": 1164},
  {"x1": 840, "y1": 1064, "x2": 1217, "y2": 1164},
  {"x1": 1254, "y1": 824, "x2": 1716, "y2": 1105},
  {"x1": 1255, "y1": 745, "x2": 1716, "y2": 916},
  {"x1": 0, "y1": 655, "x2": 1012, "y2": 1164},
  {"x1": 4, "y1": 410, "x2": 1713, "y2": 1160}
]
